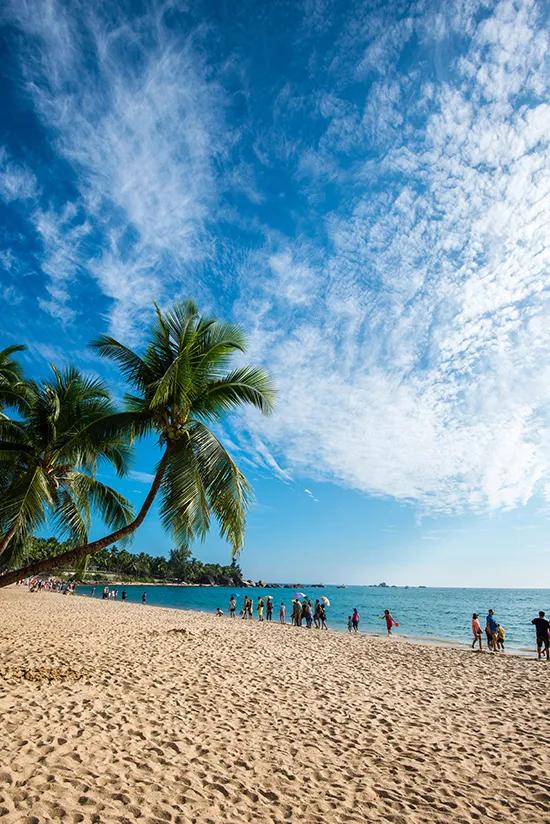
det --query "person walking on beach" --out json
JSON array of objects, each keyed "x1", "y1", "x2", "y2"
[
  {"x1": 485, "y1": 609, "x2": 498, "y2": 651},
  {"x1": 121, "y1": 590, "x2": 127, "y2": 602},
  {"x1": 141, "y1": 592, "x2": 147, "y2": 604},
  {"x1": 471, "y1": 613, "x2": 482, "y2": 650},
  {"x1": 291, "y1": 600, "x2": 300, "y2": 626},
  {"x1": 314, "y1": 600, "x2": 321, "y2": 629},
  {"x1": 383, "y1": 609, "x2": 398, "y2": 635},
  {"x1": 531, "y1": 611, "x2": 550, "y2": 660},
  {"x1": 351, "y1": 608, "x2": 360, "y2": 633},
  {"x1": 279, "y1": 602, "x2": 286, "y2": 624},
  {"x1": 91, "y1": 587, "x2": 96, "y2": 598},
  {"x1": 319, "y1": 603, "x2": 328, "y2": 630},
  {"x1": 229, "y1": 595, "x2": 236, "y2": 617},
  {"x1": 257, "y1": 597, "x2": 264, "y2": 621},
  {"x1": 266, "y1": 596, "x2": 273, "y2": 621},
  {"x1": 347, "y1": 615, "x2": 353, "y2": 633},
  {"x1": 102, "y1": 586, "x2": 109, "y2": 600}
]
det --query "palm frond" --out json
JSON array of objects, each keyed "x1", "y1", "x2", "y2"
[
  {"x1": 0, "y1": 466, "x2": 51, "y2": 549},
  {"x1": 192, "y1": 366, "x2": 275, "y2": 419},
  {"x1": 90, "y1": 336, "x2": 154, "y2": 391},
  {"x1": 52, "y1": 488, "x2": 90, "y2": 543},
  {"x1": 190, "y1": 422, "x2": 251, "y2": 554},
  {"x1": 70, "y1": 473, "x2": 134, "y2": 532}
]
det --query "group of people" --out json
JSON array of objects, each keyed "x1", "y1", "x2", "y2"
[
  {"x1": 99, "y1": 586, "x2": 129, "y2": 602},
  {"x1": 26, "y1": 576, "x2": 75, "y2": 594},
  {"x1": 217, "y1": 596, "x2": 402, "y2": 636},
  {"x1": 218, "y1": 595, "x2": 330, "y2": 628},
  {"x1": 471, "y1": 609, "x2": 550, "y2": 659},
  {"x1": 91, "y1": 586, "x2": 147, "y2": 603},
  {"x1": 347, "y1": 608, "x2": 398, "y2": 635}
]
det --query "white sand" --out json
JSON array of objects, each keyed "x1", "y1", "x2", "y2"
[{"x1": 0, "y1": 587, "x2": 548, "y2": 823}]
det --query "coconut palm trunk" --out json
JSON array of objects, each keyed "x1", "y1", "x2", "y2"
[
  {"x1": 0, "y1": 524, "x2": 17, "y2": 558},
  {"x1": 0, "y1": 447, "x2": 171, "y2": 588}
]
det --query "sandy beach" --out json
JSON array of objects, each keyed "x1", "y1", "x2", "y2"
[{"x1": 0, "y1": 588, "x2": 548, "y2": 824}]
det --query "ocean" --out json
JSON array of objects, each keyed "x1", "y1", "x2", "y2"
[{"x1": 77, "y1": 584, "x2": 550, "y2": 652}]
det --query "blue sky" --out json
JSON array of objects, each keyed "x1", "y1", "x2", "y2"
[{"x1": 1, "y1": 0, "x2": 549, "y2": 586}]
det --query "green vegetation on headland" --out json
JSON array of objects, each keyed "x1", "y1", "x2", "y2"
[{"x1": 0, "y1": 302, "x2": 274, "y2": 588}]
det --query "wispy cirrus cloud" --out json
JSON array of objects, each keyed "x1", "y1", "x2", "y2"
[
  {"x1": 0, "y1": 148, "x2": 38, "y2": 202},
  {"x1": 128, "y1": 470, "x2": 156, "y2": 485},
  {"x1": 5, "y1": 0, "x2": 227, "y2": 339},
  {"x1": 236, "y1": 0, "x2": 550, "y2": 513},
  {"x1": 2, "y1": 0, "x2": 549, "y2": 519}
]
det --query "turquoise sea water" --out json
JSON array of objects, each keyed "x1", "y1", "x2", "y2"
[{"x1": 77, "y1": 584, "x2": 550, "y2": 652}]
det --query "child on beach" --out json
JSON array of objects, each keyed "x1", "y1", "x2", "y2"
[
  {"x1": 351, "y1": 609, "x2": 360, "y2": 633},
  {"x1": 382, "y1": 609, "x2": 398, "y2": 635},
  {"x1": 495, "y1": 624, "x2": 505, "y2": 650},
  {"x1": 279, "y1": 603, "x2": 286, "y2": 623},
  {"x1": 485, "y1": 610, "x2": 498, "y2": 651},
  {"x1": 471, "y1": 613, "x2": 482, "y2": 649},
  {"x1": 347, "y1": 616, "x2": 353, "y2": 633},
  {"x1": 215, "y1": 607, "x2": 223, "y2": 617}
]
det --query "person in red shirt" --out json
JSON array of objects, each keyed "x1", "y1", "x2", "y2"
[
  {"x1": 471, "y1": 613, "x2": 482, "y2": 650},
  {"x1": 383, "y1": 609, "x2": 399, "y2": 635}
]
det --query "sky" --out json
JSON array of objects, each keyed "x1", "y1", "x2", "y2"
[{"x1": 0, "y1": 0, "x2": 549, "y2": 586}]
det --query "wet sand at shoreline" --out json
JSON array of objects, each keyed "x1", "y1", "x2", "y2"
[{"x1": 0, "y1": 587, "x2": 548, "y2": 823}]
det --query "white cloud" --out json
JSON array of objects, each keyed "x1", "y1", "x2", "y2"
[
  {"x1": 6, "y1": 0, "x2": 226, "y2": 338},
  {"x1": 34, "y1": 204, "x2": 90, "y2": 323},
  {"x1": 268, "y1": 250, "x2": 317, "y2": 306},
  {"x1": 0, "y1": 148, "x2": 38, "y2": 202},
  {"x1": 238, "y1": 0, "x2": 550, "y2": 513},
  {"x1": 3, "y1": 0, "x2": 549, "y2": 517},
  {"x1": 128, "y1": 470, "x2": 156, "y2": 484}
]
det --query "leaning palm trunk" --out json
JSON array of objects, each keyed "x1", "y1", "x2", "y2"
[
  {"x1": 0, "y1": 523, "x2": 17, "y2": 558},
  {"x1": 0, "y1": 448, "x2": 171, "y2": 589}
]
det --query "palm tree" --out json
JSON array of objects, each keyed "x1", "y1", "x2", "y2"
[
  {"x1": 0, "y1": 300, "x2": 274, "y2": 587},
  {"x1": 0, "y1": 365, "x2": 133, "y2": 565},
  {"x1": 0, "y1": 344, "x2": 29, "y2": 415}
]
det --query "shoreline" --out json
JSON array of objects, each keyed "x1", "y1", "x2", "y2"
[{"x1": 73, "y1": 586, "x2": 541, "y2": 659}]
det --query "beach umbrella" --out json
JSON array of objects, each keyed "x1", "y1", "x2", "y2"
[
  {"x1": 320, "y1": 596, "x2": 330, "y2": 606},
  {"x1": 294, "y1": 591, "x2": 306, "y2": 598}
]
